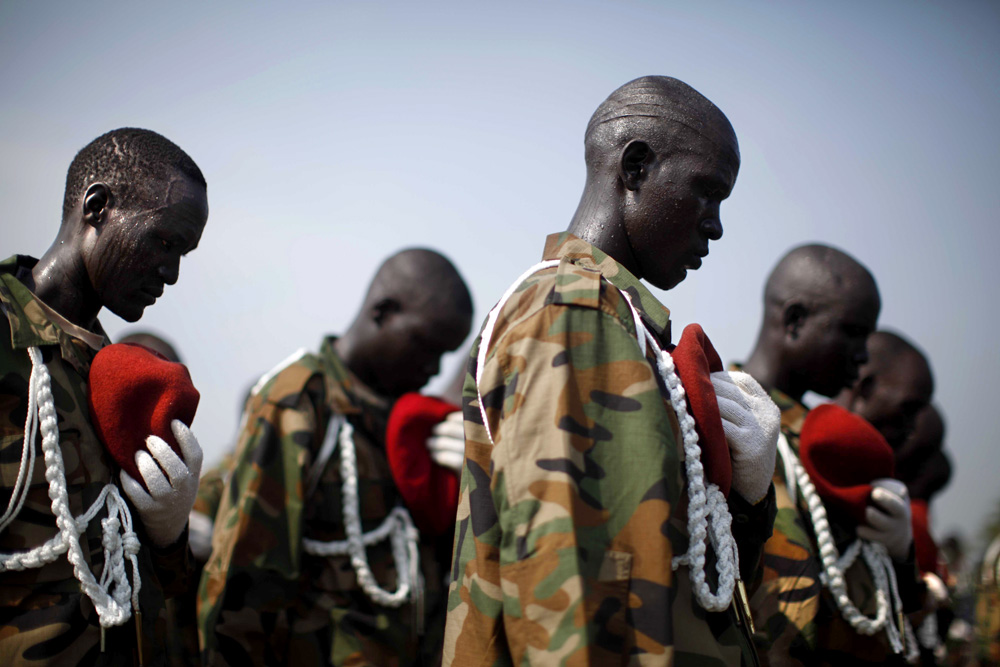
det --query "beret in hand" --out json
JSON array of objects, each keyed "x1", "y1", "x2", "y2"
[
  {"x1": 798, "y1": 403, "x2": 894, "y2": 525},
  {"x1": 385, "y1": 392, "x2": 460, "y2": 536},
  {"x1": 87, "y1": 343, "x2": 200, "y2": 487},
  {"x1": 671, "y1": 323, "x2": 731, "y2": 497}
]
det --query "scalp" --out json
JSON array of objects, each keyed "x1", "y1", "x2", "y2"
[
  {"x1": 584, "y1": 75, "x2": 738, "y2": 168},
  {"x1": 763, "y1": 244, "x2": 879, "y2": 315},
  {"x1": 366, "y1": 248, "x2": 473, "y2": 316}
]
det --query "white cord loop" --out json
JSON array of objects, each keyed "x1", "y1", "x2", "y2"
[
  {"x1": 476, "y1": 261, "x2": 739, "y2": 613},
  {"x1": 0, "y1": 347, "x2": 141, "y2": 628},
  {"x1": 779, "y1": 435, "x2": 913, "y2": 654},
  {"x1": 302, "y1": 419, "x2": 422, "y2": 610}
]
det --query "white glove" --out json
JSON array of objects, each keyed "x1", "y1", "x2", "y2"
[
  {"x1": 710, "y1": 371, "x2": 780, "y2": 504},
  {"x1": 857, "y1": 478, "x2": 913, "y2": 561},
  {"x1": 426, "y1": 410, "x2": 465, "y2": 473},
  {"x1": 923, "y1": 572, "x2": 949, "y2": 609},
  {"x1": 120, "y1": 419, "x2": 203, "y2": 548}
]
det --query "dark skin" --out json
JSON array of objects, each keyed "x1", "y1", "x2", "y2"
[
  {"x1": 742, "y1": 247, "x2": 881, "y2": 402},
  {"x1": 894, "y1": 405, "x2": 948, "y2": 500},
  {"x1": 24, "y1": 174, "x2": 208, "y2": 331},
  {"x1": 335, "y1": 250, "x2": 473, "y2": 399},
  {"x1": 568, "y1": 109, "x2": 740, "y2": 291},
  {"x1": 835, "y1": 331, "x2": 934, "y2": 450}
]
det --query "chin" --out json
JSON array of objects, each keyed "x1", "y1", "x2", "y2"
[{"x1": 108, "y1": 302, "x2": 147, "y2": 323}]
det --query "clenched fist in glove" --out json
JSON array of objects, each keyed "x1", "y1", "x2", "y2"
[
  {"x1": 857, "y1": 478, "x2": 913, "y2": 561},
  {"x1": 120, "y1": 419, "x2": 203, "y2": 548},
  {"x1": 710, "y1": 371, "x2": 780, "y2": 504},
  {"x1": 426, "y1": 410, "x2": 466, "y2": 473}
]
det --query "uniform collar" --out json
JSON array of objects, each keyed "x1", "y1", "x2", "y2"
[
  {"x1": 317, "y1": 336, "x2": 391, "y2": 419},
  {"x1": 541, "y1": 232, "x2": 672, "y2": 341},
  {"x1": 0, "y1": 255, "x2": 108, "y2": 373}
]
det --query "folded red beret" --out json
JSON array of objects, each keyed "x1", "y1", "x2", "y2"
[
  {"x1": 671, "y1": 324, "x2": 731, "y2": 497},
  {"x1": 385, "y1": 393, "x2": 460, "y2": 537},
  {"x1": 799, "y1": 403, "x2": 895, "y2": 525},
  {"x1": 88, "y1": 343, "x2": 200, "y2": 485}
]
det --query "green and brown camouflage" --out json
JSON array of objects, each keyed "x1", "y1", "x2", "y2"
[
  {"x1": 975, "y1": 535, "x2": 1000, "y2": 664},
  {"x1": 197, "y1": 338, "x2": 446, "y2": 666},
  {"x1": 749, "y1": 385, "x2": 910, "y2": 666},
  {"x1": 444, "y1": 233, "x2": 773, "y2": 666},
  {"x1": 0, "y1": 254, "x2": 191, "y2": 666}
]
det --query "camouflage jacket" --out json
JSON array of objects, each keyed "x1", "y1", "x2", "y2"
[
  {"x1": 445, "y1": 233, "x2": 774, "y2": 666},
  {"x1": 975, "y1": 534, "x2": 1000, "y2": 664},
  {"x1": 749, "y1": 387, "x2": 914, "y2": 666},
  {"x1": 197, "y1": 338, "x2": 446, "y2": 666},
  {"x1": 0, "y1": 255, "x2": 190, "y2": 666}
]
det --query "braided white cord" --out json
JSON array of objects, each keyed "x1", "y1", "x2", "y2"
[
  {"x1": 781, "y1": 440, "x2": 916, "y2": 652},
  {"x1": 0, "y1": 358, "x2": 38, "y2": 533},
  {"x1": 301, "y1": 420, "x2": 422, "y2": 608},
  {"x1": 0, "y1": 347, "x2": 141, "y2": 628},
  {"x1": 652, "y1": 339, "x2": 739, "y2": 612},
  {"x1": 917, "y1": 611, "x2": 939, "y2": 653}
]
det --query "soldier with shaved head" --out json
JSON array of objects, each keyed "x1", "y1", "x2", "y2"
[
  {"x1": 836, "y1": 331, "x2": 935, "y2": 451},
  {"x1": 740, "y1": 246, "x2": 931, "y2": 665},
  {"x1": 198, "y1": 248, "x2": 472, "y2": 666},
  {"x1": 445, "y1": 76, "x2": 782, "y2": 666}
]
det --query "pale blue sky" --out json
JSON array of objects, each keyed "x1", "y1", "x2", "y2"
[{"x1": 1, "y1": 0, "x2": 997, "y2": 543}]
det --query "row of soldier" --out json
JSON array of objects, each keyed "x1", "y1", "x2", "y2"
[{"x1": 0, "y1": 75, "x2": 990, "y2": 666}]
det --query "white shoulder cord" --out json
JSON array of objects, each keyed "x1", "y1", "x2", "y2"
[
  {"x1": 779, "y1": 436, "x2": 913, "y2": 654},
  {"x1": 0, "y1": 347, "x2": 142, "y2": 631},
  {"x1": 476, "y1": 262, "x2": 738, "y2": 613},
  {"x1": 302, "y1": 419, "x2": 423, "y2": 621}
]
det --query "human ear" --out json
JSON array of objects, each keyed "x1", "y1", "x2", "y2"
[
  {"x1": 372, "y1": 298, "x2": 401, "y2": 327},
  {"x1": 82, "y1": 183, "x2": 111, "y2": 228},
  {"x1": 783, "y1": 302, "x2": 808, "y2": 339},
  {"x1": 619, "y1": 141, "x2": 651, "y2": 192}
]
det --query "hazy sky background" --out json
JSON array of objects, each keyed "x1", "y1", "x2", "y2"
[{"x1": 2, "y1": 1, "x2": 997, "y2": 544}]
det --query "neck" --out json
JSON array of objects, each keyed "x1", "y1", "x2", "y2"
[
  {"x1": 28, "y1": 232, "x2": 101, "y2": 330},
  {"x1": 743, "y1": 338, "x2": 805, "y2": 402},
  {"x1": 333, "y1": 325, "x2": 374, "y2": 389},
  {"x1": 567, "y1": 175, "x2": 641, "y2": 278}
]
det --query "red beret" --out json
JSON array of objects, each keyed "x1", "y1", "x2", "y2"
[
  {"x1": 799, "y1": 403, "x2": 895, "y2": 525},
  {"x1": 671, "y1": 324, "x2": 731, "y2": 497},
  {"x1": 88, "y1": 343, "x2": 200, "y2": 485},
  {"x1": 385, "y1": 393, "x2": 460, "y2": 536},
  {"x1": 911, "y1": 499, "x2": 939, "y2": 575}
]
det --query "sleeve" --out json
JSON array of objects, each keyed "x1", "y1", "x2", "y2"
[
  {"x1": 196, "y1": 386, "x2": 320, "y2": 666},
  {"x1": 445, "y1": 303, "x2": 682, "y2": 665},
  {"x1": 730, "y1": 482, "x2": 777, "y2": 591}
]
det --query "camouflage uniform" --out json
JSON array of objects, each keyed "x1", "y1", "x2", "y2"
[
  {"x1": 197, "y1": 338, "x2": 446, "y2": 666},
  {"x1": 0, "y1": 255, "x2": 190, "y2": 666},
  {"x1": 445, "y1": 233, "x2": 774, "y2": 666},
  {"x1": 975, "y1": 535, "x2": 1000, "y2": 664},
  {"x1": 749, "y1": 386, "x2": 918, "y2": 666}
]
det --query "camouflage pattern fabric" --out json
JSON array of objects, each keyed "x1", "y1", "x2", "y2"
[
  {"x1": 748, "y1": 385, "x2": 913, "y2": 666},
  {"x1": 0, "y1": 254, "x2": 191, "y2": 666},
  {"x1": 444, "y1": 233, "x2": 774, "y2": 666},
  {"x1": 975, "y1": 535, "x2": 1000, "y2": 664},
  {"x1": 197, "y1": 338, "x2": 446, "y2": 666}
]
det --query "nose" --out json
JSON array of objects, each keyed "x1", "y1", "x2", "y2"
[
  {"x1": 700, "y1": 218, "x2": 723, "y2": 241},
  {"x1": 158, "y1": 257, "x2": 180, "y2": 286}
]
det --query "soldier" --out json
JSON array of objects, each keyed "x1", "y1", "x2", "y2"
[
  {"x1": 740, "y1": 247, "x2": 931, "y2": 665},
  {"x1": 445, "y1": 76, "x2": 781, "y2": 666},
  {"x1": 835, "y1": 331, "x2": 935, "y2": 453},
  {"x1": 197, "y1": 248, "x2": 472, "y2": 666},
  {"x1": 0, "y1": 128, "x2": 209, "y2": 665}
]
